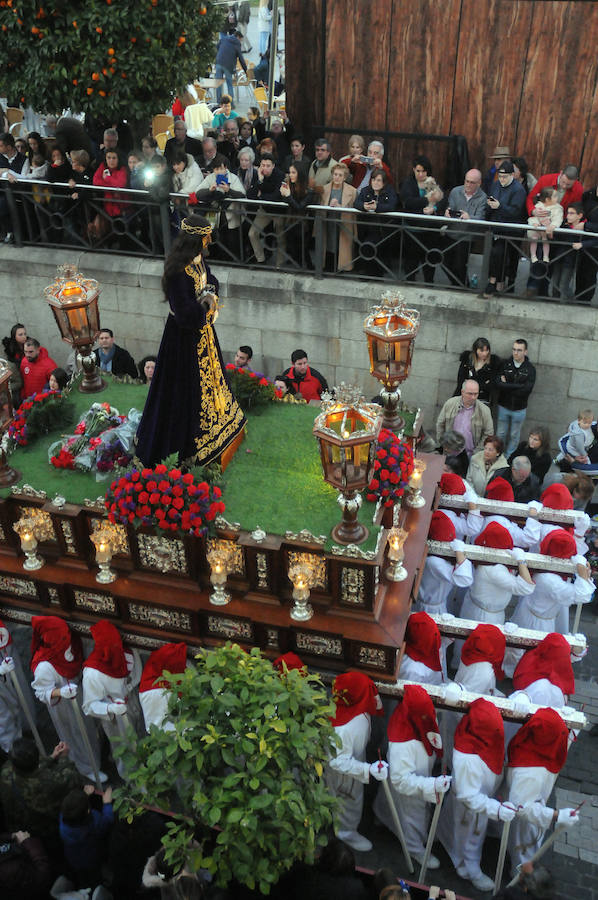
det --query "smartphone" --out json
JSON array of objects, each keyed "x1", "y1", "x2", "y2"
[
  {"x1": 216, "y1": 173, "x2": 229, "y2": 185},
  {"x1": 360, "y1": 155, "x2": 375, "y2": 165},
  {"x1": 448, "y1": 208, "x2": 461, "y2": 218}
]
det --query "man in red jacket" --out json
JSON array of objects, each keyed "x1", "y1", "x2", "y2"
[
  {"x1": 20, "y1": 339, "x2": 57, "y2": 399},
  {"x1": 282, "y1": 349, "x2": 329, "y2": 403},
  {"x1": 525, "y1": 164, "x2": 583, "y2": 216}
]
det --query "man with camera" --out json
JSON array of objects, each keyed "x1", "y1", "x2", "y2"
[
  {"x1": 443, "y1": 168, "x2": 487, "y2": 286},
  {"x1": 346, "y1": 140, "x2": 394, "y2": 189}
]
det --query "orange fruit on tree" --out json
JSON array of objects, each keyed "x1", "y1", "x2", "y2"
[
  {"x1": 99, "y1": 90, "x2": 106, "y2": 97},
  {"x1": 87, "y1": 87, "x2": 94, "y2": 95},
  {"x1": 72, "y1": 79, "x2": 78, "y2": 85},
  {"x1": 108, "y1": 47, "x2": 115, "y2": 55},
  {"x1": 92, "y1": 72, "x2": 100, "y2": 81}
]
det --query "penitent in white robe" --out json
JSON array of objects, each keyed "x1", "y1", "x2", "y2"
[
  {"x1": 506, "y1": 764, "x2": 558, "y2": 869},
  {"x1": 417, "y1": 556, "x2": 474, "y2": 616},
  {"x1": 437, "y1": 750, "x2": 503, "y2": 881},
  {"x1": 32, "y1": 661, "x2": 102, "y2": 779},
  {"x1": 0, "y1": 646, "x2": 37, "y2": 753},
  {"x1": 82, "y1": 660, "x2": 144, "y2": 778},
  {"x1": 325, "y1": 712, "x2": 371, "y2": 833},
  {"x1": 373, "y1": 738, "x2": 438, "y2": 856}
]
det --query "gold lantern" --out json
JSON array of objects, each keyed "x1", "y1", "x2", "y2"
[
  {"x1": 44, "y1": 264, "x2": 105, "y2": 393},
  {"x1": 363, "y1": 290, "x2": 420, "y2": 432},
  {"x1": 313, "y1": 386, "x2": 382, "y2": 545},
  {"x1": 0, "y1": 358, "x2": 21, "y2": 486}
]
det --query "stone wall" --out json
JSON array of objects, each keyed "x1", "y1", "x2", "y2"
[{"x1": 1, "y1": 246, "x2": 596, "y2": 450}]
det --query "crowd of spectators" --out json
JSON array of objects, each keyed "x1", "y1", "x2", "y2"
[
  {"x1": 436, "y1": 334, "x2": 598, "y2": 507},
  {"x1": 2, "y1": 108, "x2": 598, "y2": 300}
]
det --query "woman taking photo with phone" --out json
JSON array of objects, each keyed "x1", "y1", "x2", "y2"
[{"x1": 193, "y1": 153, "x2": 246, "y2": 258}]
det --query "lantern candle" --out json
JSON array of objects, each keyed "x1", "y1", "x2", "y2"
[
  {"x1": 21, "y1": 530, "x2": 36, "y2": 552},
  {"x1": 406, "y1": 459, "x2": 427, "y2": 509},
  {"x1": 208, "y1": 550, "x2": 231, "y2": 605},
  {"x1": 96, "y1": 542, "x2": 110, "y2": 564},
  {"x1": 386, "y1": 526, "x2": 408, "y2": 582}
]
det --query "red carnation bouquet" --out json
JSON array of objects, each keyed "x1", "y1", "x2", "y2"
[
  {"x1": 224, "y1": 364, "x2": 275, "y2": 410},
  {"x1": 366, "y1": 428, "x2": 415, "y2": 507},
  {"x1": 8, "y1": 390, "x2": 71, "y2": 448},
  {"x1": 104, "y1": 464, "x2": 225, "y2": 537}
]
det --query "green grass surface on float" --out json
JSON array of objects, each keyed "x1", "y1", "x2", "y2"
[
  {"x1": 220, "y1": 402, "x2": 380, "y2": 552},
  {"x1": 2, "y1": 376, "x2": 150, "y2": 506},
  {"x1": 4, "y1": 380, "x2": 381, "y2": 551}
]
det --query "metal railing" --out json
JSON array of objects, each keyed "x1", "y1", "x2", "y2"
[{"x1": 2, "y1": 178, "x2": 597, "y2": 306}]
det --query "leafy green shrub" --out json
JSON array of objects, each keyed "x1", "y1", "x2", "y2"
[{"x1": 114, "y1": 643, "x2": 339, "y2": 894}]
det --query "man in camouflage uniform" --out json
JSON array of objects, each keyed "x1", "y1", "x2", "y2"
[{"x1": 0, "y1": 738, "x2": 82, "y2": 852}]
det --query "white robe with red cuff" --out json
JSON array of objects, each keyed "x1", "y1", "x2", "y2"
[
  {"x1": 372, "y1": 737, "x2": 438, "y2": 856},
  {"x1": 437, "y1": 749, "x2": 503, "y2": 881},
  {"x1": 325, "y1": 712, "x2": 371, "y2": 833}
]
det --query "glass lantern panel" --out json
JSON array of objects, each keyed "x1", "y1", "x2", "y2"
[{"x1": 65, "y1": 304, "x2": 93, "y2": 343}]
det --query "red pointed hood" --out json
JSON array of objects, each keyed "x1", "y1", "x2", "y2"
[
  {"x1": 440, "y1": 473, "x2": 466, "y2": 495},
  {"x1": 404, "y1": 612, "x2": 442, "y2": 671},
  {"x1": 139, "y1": 642, "x2": 188, "y2": 693},
  {"x1": 429, "y1": 510, "x2": 456, "y2": 542},
  {"x1": 454, "y1": 697, "x2": 505, "y2": 775},
  {"x1": 273, "y1": 652, "x2": 307, "y2": 674},
  {"x1": 30, "y1": 615, "x2": 83, "y2": 679},
  {"x1": 485, "y1": 477, "x2": 514, "y2": 502},
  {"x1": 513, "y1": 633, "x2": 574, "y2": 696},
  {"x1": 474, "y1": 521, "x2": 513, "y2": 550},
  {"x1": 461, "y1": 624, "x2": 506, "y2": 680},
  {"x1": 331, "y1": 671, "x2": 383, "y2": 726},
  {"x1": 507, "y1": 708, "x2": 569, "y2": 774},
  {"x1": 539, "y1": 529, "x2": 577, "y2": 559},
  {"x1": 388, "y1": 684, "x2": 442, "y2": 758},
  {"x1": 84, "y1": 619, "x2": 128, "y2": 678},
  {"x1": 540, "y1": 484, "x2": 573, "y2": 510}
]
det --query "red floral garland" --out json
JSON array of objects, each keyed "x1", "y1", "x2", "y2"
[
  {"x1": 8, "y1": 390, "x2": 59, "y2": 446},
  {"x1": 105, "y1": 464, "x2": 225, "y2": 536},
  {"x1": 366, "y1": 428, "x2": 415, "y2": 507}
]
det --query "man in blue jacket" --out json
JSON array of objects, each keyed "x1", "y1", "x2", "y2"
[
  {"x1": 215, "y1": 30, "x2": 247, "y2": 103},
  {"x1": 482, "y1": 161, "x2": 526, "y2": 297}
]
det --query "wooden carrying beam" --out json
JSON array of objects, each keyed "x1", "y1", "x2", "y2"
[
  {"x1": 378, "y1": 679, "x2": 587, "y2": 730},
  {"x1": 439, "y1": 494, "x2": 581, "y2": 525},
  {"x1": 427, "y1": 539, "x2": 583, "y2": 575},
  {"x1": 426, "y1": 612, "x2": 587, "y2": 654}
]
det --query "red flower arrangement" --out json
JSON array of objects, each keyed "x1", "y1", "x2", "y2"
[
  {"x1": 8, "y1": 390, "x2": 60, "y2": 446},
  {"x1": 224, "y1": 364, "x2": 275, "y2": 410},
  {"x1": 104, "y1": 464, "x2": 225, "y2": 536},
  {"x1": 366, "y1": 428, "x2": 415, "y2": 507}
]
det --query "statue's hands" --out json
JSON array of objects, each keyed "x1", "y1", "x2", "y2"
[{"x1": 199, "y1": 292, "x2": 217, "y2": 314}]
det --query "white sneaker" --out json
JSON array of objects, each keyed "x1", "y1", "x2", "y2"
[
  {"x1": 471, "y1": 872, "x2": 495, "y2": 892},
  {"x1": 337, "y1": 830, "x2": 373, "y2": 852},
  {"x1": 413, "y1": 852, "x2": 440, "y2": 869}
]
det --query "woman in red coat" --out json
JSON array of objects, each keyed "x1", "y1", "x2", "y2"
[{"x1": 89, "y1": 150, "x2": 130, "y2": 240}]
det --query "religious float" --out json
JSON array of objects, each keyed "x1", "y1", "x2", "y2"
[{"x1": 0, "y1": 270, "x2": 588, "y2": 686}]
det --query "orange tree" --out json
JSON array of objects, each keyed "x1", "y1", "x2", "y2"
[{"x1": 0, "y1": 0, "x2": 221, "y2": 120}]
